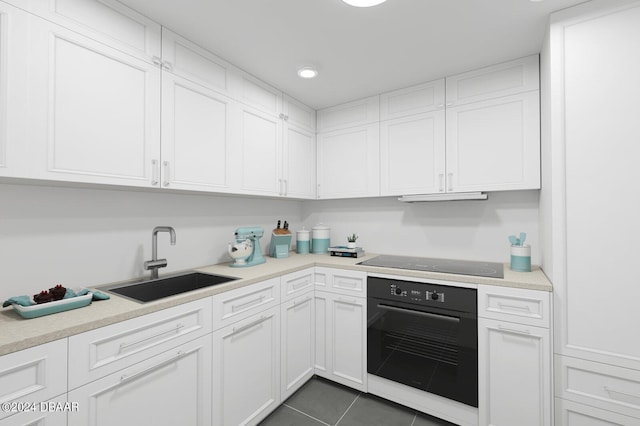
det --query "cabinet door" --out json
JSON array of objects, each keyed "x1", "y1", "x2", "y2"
[
  {"x1": 445, "y1": 91, "x2": 540, "y2": 192},
  {"x1": 0, "y1": 340, "x2": 67, "y2": 421},
  {"x1": 238, "y1": 104, "x2": 282, "y2": 196},
  {"x1": 380, "y1": 79, "x2": 445, "y2": 120},
  {"x1": 317, "y1": 124, "x2": 380, "y2": 199},
  {"x1": 283, "y1": 95, "x2": 316, "y2": 132},
  {"x1": 445, "y1": 55, "x2": 539, "y2": 107},
  {"x1": 478, "y1": 318, "x2": 551, "y2": 426},
  {"x1": 26, "y1": 16, "x2": 161, "y2": 187},
  {"x1": 161, "y1": 28, "x2": 235, "y2": 96},
  {"x1": 161, "y1": 74, "x2": 236, "y2": 192},
  {"x1": 0, "y1": 395, "x2": 68, "y2": 426},
  {"x1": 213, "y1": 306, "x2": 280, "y2": 426},
  {"x1": 0, "y1": 2, "x2": 28, "y2": 179},
  {"x1": 314, "y1": 291, "x2": 367, "y2": 392},
  {"x1": 24, "y1": 0, "x2": 161, "y2": 63},
  {"x1": 282, "y1": 123, "x2": 316, "y2": 198},
  {"x1": 68, "y1": 336, "x2": 212, "y2": 426},
  {"x1": 317, "y1": 95, "x2": 379, "y2": 132},
  {"x1": 281, "y1": 291, "x2": 315, "y2": 400},
  {"x1": 380, "y1": 111, "x2": 445, "y2": 196}
]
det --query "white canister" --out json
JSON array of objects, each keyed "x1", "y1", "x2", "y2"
[
  {"x1": 311, "y1": 223, "x2": 331, "y2": 254},
  {"x1": 296, "y1": 228, "x2": 310, "y2": 254}
]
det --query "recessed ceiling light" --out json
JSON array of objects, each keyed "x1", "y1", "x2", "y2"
[
  {"x1": 297, "y1": 67, "x2": 318, "y2": 79},
  {"x1": 342, "y1": 0, "x2": 388, "y2": 7}
]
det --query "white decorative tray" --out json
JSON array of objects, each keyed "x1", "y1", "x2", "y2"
[{"x1": 12, "y1": 293, "x2": 93, "y2": 319}]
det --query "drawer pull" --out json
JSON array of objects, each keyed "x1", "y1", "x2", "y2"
[
  {"x1": 293, "y1": 296, "x2": 312, "y2": 306},
  {"x1": 338, "y1": 297, "x2": 358, "y2": 304},
  {"x1": 604, "y1": 386, "x2": 640, "y2": 404},
  {"x1": 498, "y1": 325, "x2": 531, "y2": 335},
  {"x1": 231, "y1": 295, "x2": 266, "y2": 312},
  {"x1": 232, "y1": 315, "x2": 269, "y2": 334},
  {"x1": 119, "y1": 349, "x2": 190, "y2": 384},
  {"x1": 497, "y1": 302, "x2": 532, "y2": 313},
  {"x1": 119, "y1": 323, "x2": 185, "y2": 351}
]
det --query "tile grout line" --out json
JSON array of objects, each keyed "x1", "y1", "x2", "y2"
[
  {"x1": 283, "y1": 403, "x2": 331, "y2": 426},
  {"x1": 334, "y1": 393, "x2": 361, "y2": 426}
]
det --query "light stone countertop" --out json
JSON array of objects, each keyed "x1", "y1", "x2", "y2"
[{"x1": 0, "y1": 252, "x2": 552, "y2": 356}]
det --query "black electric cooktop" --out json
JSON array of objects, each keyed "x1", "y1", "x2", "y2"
[{"x1": 358, "y1": 255, "x2": 504, "y2": 279}]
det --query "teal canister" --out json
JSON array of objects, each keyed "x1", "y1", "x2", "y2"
[
  {"x1": 311, "y1": 223, "x2": 331, "y2": 254},
  {"x1": 296, "y1": 228, "x2": 310, "y2": 254},
  {"x1": 510, "y1": 245, "x2": 531, "y2": 272}
]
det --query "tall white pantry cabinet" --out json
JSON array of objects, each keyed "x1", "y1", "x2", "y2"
[{"x1": 541, "y1": 0, "x2": 640, "y2": 425}]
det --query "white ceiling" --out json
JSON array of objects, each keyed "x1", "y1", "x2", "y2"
[{"x1": 117, "y1": 0, "x2": 588, "y2": 110}]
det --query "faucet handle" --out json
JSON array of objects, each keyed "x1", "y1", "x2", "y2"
[{"x1": 144, "y1": 259, "x2": 168, "y2": 270}]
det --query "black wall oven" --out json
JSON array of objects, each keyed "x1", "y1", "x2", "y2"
[{"x1": 367, "y1": 276, "x2": 478, "y2": 407}]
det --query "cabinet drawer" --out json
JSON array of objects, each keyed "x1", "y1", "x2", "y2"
[
  {"x1": 478, "y1": 284, "x2": 550, "y2": 327},
  {"x1": 281, "y1": 268, "x2": 314, "y2": 301},
  {"x1": 0, "y1": 339, "x2": 67, "y2": 421},
  {"x1": 212, "y1": 277, "x2": 280, "y2": 330},
  {"x1": 315, "y1": 267, "x2": 366, "y2": 296},
  {"x1": 555, "y1": 397, "x2": 640, "y2": 426},
  {"x1": 556, "y1": 355, "x2": 640, "y2": 419},
  {"x1": 68, "y1": 297, "x2": 212, "y2": 389},
  {"x1": 0, "y1": 394, "x2": 68, "y2": 426}
]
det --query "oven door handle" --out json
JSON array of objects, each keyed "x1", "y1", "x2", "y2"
[{"x1": 377, "y1": 303, "x2": 460, "y2": 323}]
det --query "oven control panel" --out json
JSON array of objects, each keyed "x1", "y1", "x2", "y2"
[{"x1": 389, "y1": 284, "x2": 445, "y2": 303}]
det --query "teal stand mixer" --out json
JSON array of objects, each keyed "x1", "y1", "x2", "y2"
[{"x1": 228, "y1": 226, "x2": 266, "y2": 267}]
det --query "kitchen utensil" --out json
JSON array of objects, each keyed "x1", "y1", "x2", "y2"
[{"x1": 519, "y1": 232, "x2": 527, "y2": 246}]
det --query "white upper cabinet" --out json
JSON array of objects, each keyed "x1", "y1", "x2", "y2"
[
  {"x1": 283, "y1": 123, "x2": 316, "y2": 198},
  {"x1": 0, "y1": 2, "x2": 29, "y2": 179},
  {"x1": 161, "y1": 77, "x2": 236, "y2": 192},
  {"x1": 234, "y1": 72, "x2": 282, "y2": 116},
  {"x1": 238, "y1": 104, "x2": 283, "y2": 196},
  {"x1": 445, "y1": 55, "x2": 541, "y2": 192},
  {"x1": 380, "y1": 79, "x2": 445, "y2": 120},
  {"x1": 283, "y1": 95, "x2": 316, "y2": 132},
  {"x1": 26, "y1": 15, "x2": 161, "y2": 187},
  {"x1": 22, "y1": 0, "x2": 161, "y2": 62},
  {"x1": 317, "y1": 96, "x2": 380, "y2": 199},
  {"x1": 445, "y1": 55, "x2": 539, "y2": 107},
  {"x1": 161, "y1": 28, "x2": 236, "y2": 96},
  {"x1": 317, "y1": 95, "x2": 379, "y2": 132},
  {"x1": 316, "y1": 124, "x2": 380, "y2": 199},
  {"x1": 446, "y1": 91, "x2": 540, "y2": 192},
  {"x1": 380, "y1": 111, "x2": 446, "y2": 196}
]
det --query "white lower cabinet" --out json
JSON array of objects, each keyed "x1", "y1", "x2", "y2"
[
  {"x1": 314, "y1": 290, "x2": 367, "y2": 392},
  {"x1": 0, "y1": 339, "x2": 67, "y2": 422},
  {"x1": 212, "y1": 306, "x2": 281, "y2": 426},
  {"x1": 477, "y1": 285, "x2": 551, "y2": 426},
  {"x1": 68, "y1": 335, "x2": 212, "y2": 426},
  {"x1": 555, "y1": 398, "x2": 640, "y2": 426},
  {"x1": 281, "y1": 290, "x2": 315, "y2": 400},
  {"x1": 0, "y1": 395, "x2": 68, "y2": 426},
  {"x1": 478, "y1": 318, "x2": 550, "y2": 426}
]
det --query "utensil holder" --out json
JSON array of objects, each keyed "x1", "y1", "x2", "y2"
[{"x1": 510, "y1": 245, "x2": 531, "y2": 272}]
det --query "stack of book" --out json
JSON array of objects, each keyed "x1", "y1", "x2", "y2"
[{"x1": 328, "y1": 246, "x2": 366, "y2": 258}]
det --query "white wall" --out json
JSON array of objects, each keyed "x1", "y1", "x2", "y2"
[
  {"x1": 301, "y1": 190, "x2": 540, "y2": 264},
  {"x1": 0, "y1": 182, "x2": 303, "y2": 301}
]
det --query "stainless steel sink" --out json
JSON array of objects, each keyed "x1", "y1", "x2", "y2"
[{"x1": 102, "y1": 272, "x2": 239, "y2": 303}]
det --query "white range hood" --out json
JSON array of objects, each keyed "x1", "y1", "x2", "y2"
[{"x1": 397, "y1": 192, "x2": 488, "y2": 202}]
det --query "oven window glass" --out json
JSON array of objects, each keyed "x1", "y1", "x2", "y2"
[{"x1": 368, "y1": 298, "x2": 478, "y2": 407}]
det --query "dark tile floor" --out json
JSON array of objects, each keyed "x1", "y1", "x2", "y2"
[{"x1": 259, "y1": 376, "x2": 458, "y2": 426}]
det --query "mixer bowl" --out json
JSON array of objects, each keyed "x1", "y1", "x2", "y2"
[{"x1": 228, "y1": 239, "x2": 253, "y2": 265}]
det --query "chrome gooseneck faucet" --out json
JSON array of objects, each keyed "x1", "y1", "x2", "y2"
[{"x1": 144, "y1": 226, "x2": 176, "y2": 279}]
